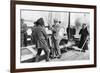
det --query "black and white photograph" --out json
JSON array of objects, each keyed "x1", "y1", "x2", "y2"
[
  {"x1": 11, "y1": 1, "x2": 96, "y2": 72},
  {"x1": 20, "y1": 10, "x2": 90, "y2": 63}
]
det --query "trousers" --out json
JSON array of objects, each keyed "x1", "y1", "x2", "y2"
[{"x1": 35, "y1": 47, "x2": 50, "y2": 62}]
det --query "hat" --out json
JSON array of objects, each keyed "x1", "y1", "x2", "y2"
[{"x1": 35, "y1": 18, "x2": 44, "y2": 26}]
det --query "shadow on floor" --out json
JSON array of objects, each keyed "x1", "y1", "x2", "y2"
[{"x1": 21, "y1": 48, "x2": 69, "y2": 63}]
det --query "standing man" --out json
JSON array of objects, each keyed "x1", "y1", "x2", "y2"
[
  {"x1": 78, "y1": 23, "x2": 89, "y2": 52},
  {"x1": 50, "y1": 19, "x2": 61, "y2": 58},
  {"x1": 32, "y1": 18, "x2": 50, "y2": 62}
]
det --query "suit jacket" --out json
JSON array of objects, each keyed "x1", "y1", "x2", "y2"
[{"x1": 52, "y1": 24, "x2": 61, "y2": 40}]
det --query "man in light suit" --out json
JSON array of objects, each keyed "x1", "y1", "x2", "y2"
[{"x1": 50, "y1": 19, "x2": 61, "y2": 58}]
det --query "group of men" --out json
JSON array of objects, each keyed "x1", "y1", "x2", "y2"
[
  {"x1": 23, "y1": 17, "x2": 89, "y2": 62},
  {"x1": 32, "y1": 18, "x2": 62, "y2": 62}
]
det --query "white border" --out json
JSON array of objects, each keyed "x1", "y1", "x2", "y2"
[{"x1": 16, "y1": 4, "x2": 94, "y2": 69}]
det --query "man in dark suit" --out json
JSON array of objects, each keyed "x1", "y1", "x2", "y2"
[
  {"x1": 78, "y1": 23, "x2": 89, "y2": 52},
  {"x1": 32, "y1": 18, "x2": 50, "y2": 62},
  {"x1": 67, "y1": 25, "x2": 76, "y2": 40}
]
